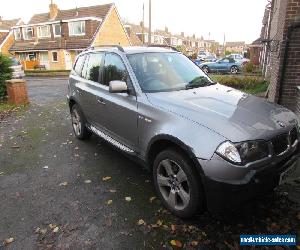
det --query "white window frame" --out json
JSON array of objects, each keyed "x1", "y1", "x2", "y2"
[
  {"x1": 14, "y1": 28, "x2": 22, "y2": 40},
  {"x1": 68, "y1": 21, "x2": 85, "y2": 36},
  {"x1": 23, "y1": 27, "x2": 34, "y2": 40},
  {"x1": 37, "y1": 25, "x2": 51, "y2": 38},
  {"x1": 51, "y1": 51, "x2": 58, "y2": 62},
  {"x1": 52, "y1": 24, "x2": 61, "y2": 37}
]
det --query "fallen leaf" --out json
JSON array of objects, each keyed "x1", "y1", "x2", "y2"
[
  {"x1": 53, "y1": 227, "x2": 59, "y2": 233},
  {"x1": 3, "y1": 238, "x2": 14, "y2": 245},
  {"x1": 125, "y1": 197, "x2": 132, "y2": 202},
  {"x1": 84, "y1": 180, "x2": 92, "y2": 184},
  {"x1": 102, "y1": 176, "x2": 112, "y2": 181},
  {"x1": 106, "y1": 200, "x2": 113, "y2": 205},
  {"x1": 149, "y1": 196, "x2": 156, "y2": 203},
  {"x1": 170, "y1": 240, "x2": 182, "y2": 248},
  {"x1": 109, "y1": 189, "x2": 117, "y2": 193},
  {"x1": 156, "y1": 220, "x2": 163, "y2": 226},
  {"x1": 191, "y1": 241, "x2": 198, "y2": 247},
  {"x1": 59, "y1": 182, "x2": 68, "y2": 186},
  {"x1": 137, "y1": 219, "x2": 145, "y2": 225},
  {"x1": 171, "y1": 224, "x2": 176, "y2": 232},
  {"x1": 49, "y1": 224, "x2": 57, "y2": 229}
]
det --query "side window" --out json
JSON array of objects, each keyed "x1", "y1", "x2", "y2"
[
  {"x1": 104, "y1": 53, "x2": 129, "y2": 86},
  {"x1": 74, "y1": 54, "x2": 86, "y2": 76},
  {"x1": 84, "y1": 53, "x2": 104, "y2": 83}
]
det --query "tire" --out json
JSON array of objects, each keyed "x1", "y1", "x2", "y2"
[
  {"x1": 202, "y1": 66, "x2": 209, "y2": 74},
  {"x1": 70, "y1": 104, "x2": 91, "y2": 140},
  {"x1": 153, "y1": 148, "x2": 205, "y2": 218},
  {"x1": 230, "y1": 66, "x2": 238, "y2": 74}
]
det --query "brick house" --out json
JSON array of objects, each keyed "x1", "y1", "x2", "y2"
[
  {"x1": 9, "y1": 2, "x2": 130, "y2": 70},
  {"x1": 225, "y1": 41, "x2": 246, "y2": 53},
  {"x1": 260, "y1": 0, "x2": 300, "y2": 114},
  {"x1": 0, "y1": 18, "x2": 22, "y2": 55}
]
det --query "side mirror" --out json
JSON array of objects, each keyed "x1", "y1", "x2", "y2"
[{"x1": 109, "y1": 80, "x2": 128, "y2": 93}]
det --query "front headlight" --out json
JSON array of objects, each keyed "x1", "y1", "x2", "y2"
[
  {"x1": 216, "y1": 141, "x2": 241, "y2": 164},
  {"x1": 216, "y1": 140, "x2": 269, "y2": 165}
]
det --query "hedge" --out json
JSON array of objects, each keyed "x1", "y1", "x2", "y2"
[{"x1": 0, "y1": 54, "x2": 12, "y2": 99}]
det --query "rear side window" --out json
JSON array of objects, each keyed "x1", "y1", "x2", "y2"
[
  {"x1": 83, "y1": 53, "x2": 104, "y2": 83},
  {"x1": 74, "y1": 55, "x2": 86, "y2": 76},
  {"x1": 104, "y1": 53, "x2": 128, "y2": 86}
]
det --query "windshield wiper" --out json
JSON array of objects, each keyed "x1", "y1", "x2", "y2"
[{"x1": 185, "y1": 81, "x2": 216, "y2": 89}]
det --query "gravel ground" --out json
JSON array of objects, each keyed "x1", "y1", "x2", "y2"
[{"x1": 0, "y1": 77, "x2": 299, "y2": 249}]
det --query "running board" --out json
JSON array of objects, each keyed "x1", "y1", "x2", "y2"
[{"x1": 89, "y1": 125, "x2": 134, "y2": 153}]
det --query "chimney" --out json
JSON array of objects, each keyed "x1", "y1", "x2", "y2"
[
  {"x1": 181, "y1": 32, "x2": 184, "y2": 37},
  {"x1": 49, "y1": 1, "x2": 59, "y2": 20},
  {"x1": 165, "y1": 27, "x2": 168, "y2": 33}
]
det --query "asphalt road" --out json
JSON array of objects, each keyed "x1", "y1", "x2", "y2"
[{"x1": 0, "y1": 77, "x2": 299, "y2": 249}]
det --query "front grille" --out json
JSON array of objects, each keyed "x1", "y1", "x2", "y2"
[
  {"x1": 290, "y1": 127, "x2": 298, "y2": 145},
  {"x1": 272, "y1": 133, "x2": 289, "y2": 155},
  {"x1": 271, "y1": 127, "x2": 298, "y2": 155}
]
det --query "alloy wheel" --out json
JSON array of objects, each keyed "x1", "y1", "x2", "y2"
[
  {"x1": 71, "y1": 109, "x2": 82, "y2": 136},
  {"x1": 231, "y1": 66, "x2": 238, "y2": 74},
  {"x1": 157, "y1": 159, "x2": 190, "y2": 210}
]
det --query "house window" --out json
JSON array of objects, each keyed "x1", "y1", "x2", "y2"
[
  {"x1": 14, "y1": 28, "x2": 22, "y2": 40},
  {"x1": 23, "y1": 27, "x2": 34, "y2": 40},
  {"x1": 53, "y1": 24, "x2": 61, "y2": 37},
  {"x1": 37, "y1": 25, "x2": 51, "y2": 38},
  {"x1": 68, "y1": 21, "x2": 85, "y2": 36},
  {"x1": 52, "y1": 51, "x2": 58, "y2": 62}
]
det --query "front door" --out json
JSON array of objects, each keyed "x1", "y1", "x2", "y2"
[
  {"x1": 97, "y1": 52, "x2": 138, "y2": 150},
  {"x1": 39, "y1": 52, "x2": 50, "y2": 69},
  {"x1": 64, "y1": 51, "x2": 72, "y2": 70}
]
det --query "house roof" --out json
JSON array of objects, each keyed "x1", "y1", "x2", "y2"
[
  {"x1": 10, "y1": 39, "x2": 92, "y2": 51},
  {"x1": 226, "y1": 41, "x2": 245, "y2": 47},
  {"x1": 0, "y1": 18, "x2": 21, "y2": 30},
  {"x1": 0, "y1": 32, "x2": 9, "y2": 46},
  {"x1": 28, "y1": 3, "x2": 113, "y2": 24}
]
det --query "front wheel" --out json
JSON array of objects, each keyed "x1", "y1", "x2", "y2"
[
  {"x1": 230, "y1": 66, "x2": 238, "y2": 74},
  {"x1": 153, "y1": 148, "x2": 205, "y2": 218}
]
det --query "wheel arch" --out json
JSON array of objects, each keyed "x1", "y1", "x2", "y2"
[{"x1": 146, "y1": 134, "x2": 204, "y2": 176}]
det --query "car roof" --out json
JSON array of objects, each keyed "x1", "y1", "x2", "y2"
[{"x1": 84, "y1": 46, "x2": 178, "y2": 55}]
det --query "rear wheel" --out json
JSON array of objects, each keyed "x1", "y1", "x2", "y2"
[
  {"x1": 230, "y1": 66, "x2": 238, "y2": 74},
  {"x1": 153, "y1": 148, "x2": 205, "y2": 218},
  {"x1": 202, "y1": 66, "x2": 209, "y2": 74},
  {"x1": 71, "y1": 104, "x2": 91, "y2": 140}
]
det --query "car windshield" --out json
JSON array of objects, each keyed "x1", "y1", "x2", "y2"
[{"x1": 127, "y1": 52, "x2": 214, "y2": 92}]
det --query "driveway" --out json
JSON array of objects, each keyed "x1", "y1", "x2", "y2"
[{"x1": 0, "y1": 77, "x2": 299, "y2": 249}]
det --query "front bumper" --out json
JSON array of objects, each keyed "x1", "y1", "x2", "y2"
[{"x1": 199, "y1": 144, "x2": 300, "y2": 213}]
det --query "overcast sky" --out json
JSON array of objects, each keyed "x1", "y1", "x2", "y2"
[{"x1": 1, "y1": 0, "x2": 267, "y2": 43}]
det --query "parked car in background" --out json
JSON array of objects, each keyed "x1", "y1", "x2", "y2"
[
  {"x1": 10, "y1": 57, "x2": 25, "y2": 79},
  {"x1": 226, "y1": 53, "x2": 250, "y2": 65},
  {"x1": 68, "y1": 46, "x2": 299, "y2": 218},
  {"x1": 197, "y1": 51, "x2": 210, "y2": 61},
  {"x1": 199, "y1": 57, "x2": 242, "y2": 74}
]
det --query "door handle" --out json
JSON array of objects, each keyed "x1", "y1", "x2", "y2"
[{"x1": 97, "y1": 98, "x2": 106, "y2": 105}]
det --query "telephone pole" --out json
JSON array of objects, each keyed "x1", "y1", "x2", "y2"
[
  {"x1": 148, "y1": 0, "x2": 152, "y2": 45},
  {"x1": 142, "y1": 3, "x2": 145, "y2": 44}
]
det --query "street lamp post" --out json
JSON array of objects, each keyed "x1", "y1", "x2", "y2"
[{"x1": 148, "y1": 0, "x2": 152, "y2": 45}]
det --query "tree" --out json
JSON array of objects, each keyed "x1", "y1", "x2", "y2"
[{"x1": 0, "y1": 54, "x2": 12, "y2": 99}]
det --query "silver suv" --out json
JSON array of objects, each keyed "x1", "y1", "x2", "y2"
[{"x1": 68, "y1": 46, "x2": 299, "y2": 218}]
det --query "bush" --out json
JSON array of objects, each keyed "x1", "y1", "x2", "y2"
[
  {"x1": 210, "y1": 74, "x2": 269, "y2": 94},
  {"x1": 0, "y1": 54, "x2": 12, "y2": 99},
  {"x1": 243, "y1": 61, "x2": 255, "y2": 73}
]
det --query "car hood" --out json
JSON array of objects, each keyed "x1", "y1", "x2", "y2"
[{"x1": 145, "y1": 84, "x2": 298, "y2": 142}]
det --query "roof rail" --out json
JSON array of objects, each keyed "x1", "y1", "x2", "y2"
[
  {"x1": 90, "y1": 45, "x2": 125, "y2": 52},
  {"x1": 147, "y1": 44, "x2": 180, "y2": 52}
]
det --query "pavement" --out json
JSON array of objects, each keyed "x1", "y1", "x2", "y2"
[{"x1": 0, "y1": 77, "x2": 299, "y2": 249}]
